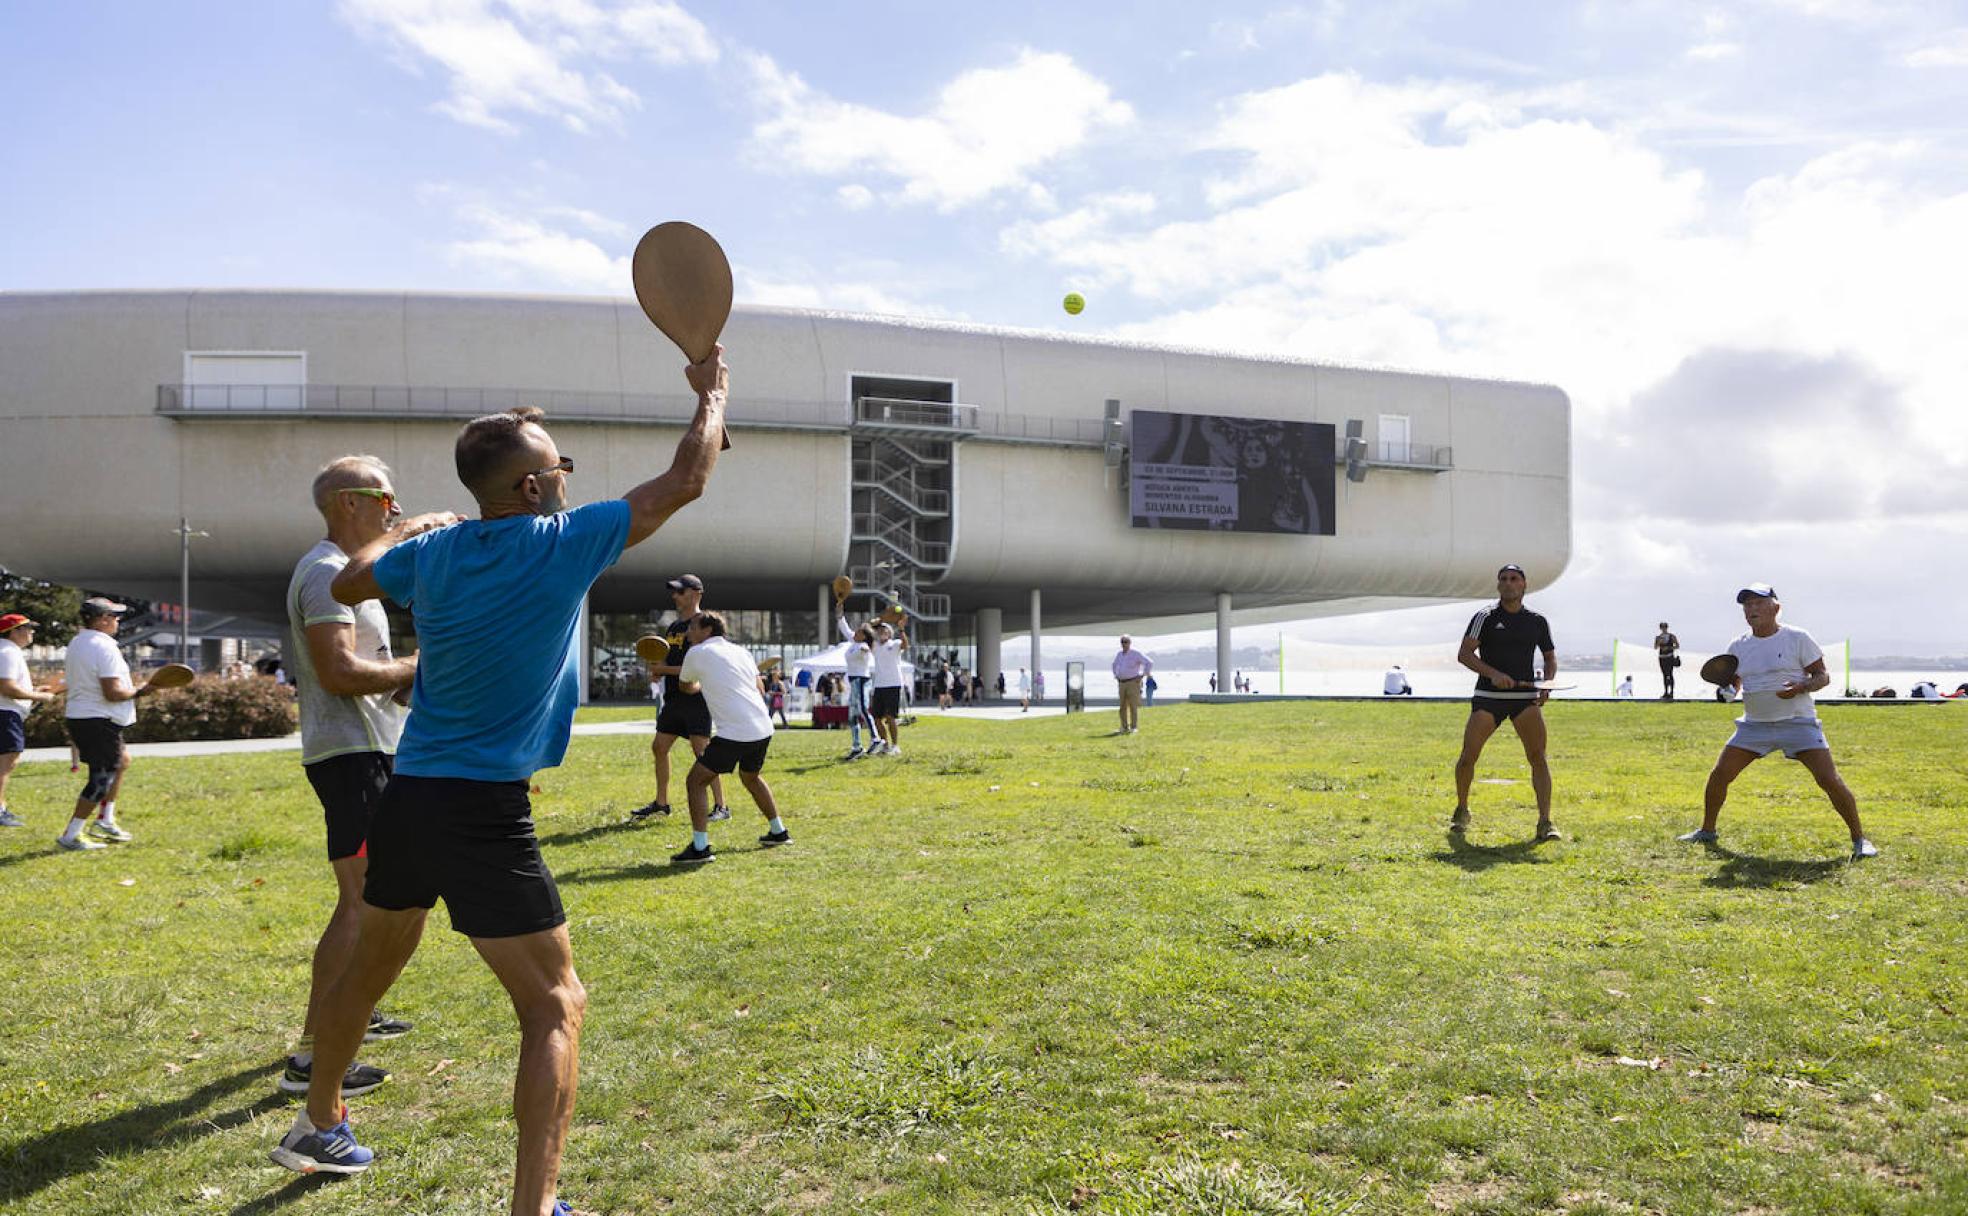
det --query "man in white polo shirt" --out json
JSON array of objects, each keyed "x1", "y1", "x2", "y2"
[
  {"x1": 669, "y1": 611, "x2": 787, "y2": 864},
  {"x1": 60, "y1": 597, "x2": 149, "y2": 850},
  {"x1": 1677, "y1": 583, "x2": 1876, "y2": 860},
  {"x1": 868, "y1": 618, "x2": 909, "y2": 757},
  {"x1": 0, "y1": 613, "x2": 60, "y2": 828}
]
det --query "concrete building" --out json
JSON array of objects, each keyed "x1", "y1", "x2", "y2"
[{"x1": 0, "y1": 289, "x2": 1570, "y2": 694}]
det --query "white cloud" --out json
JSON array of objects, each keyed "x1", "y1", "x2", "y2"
[
  {"x1": 746, "y1": 48, "x2": 1134, "y2": 210},
  {"x1": 339, "y1": 0, "x2": 716, "y2": 133},
  {"x1": 1906, "y1": 29, "x2": 1968, "y2": 66},
  {"x1": 1686, "y1": 40, "x2": 1742, "y2": 60},
  {"x1": 737, "y1": 269, "x2": 953, "y2": 319},
  {"x1": 442, "y1": 202, "x2": 629, "y2": 290}
]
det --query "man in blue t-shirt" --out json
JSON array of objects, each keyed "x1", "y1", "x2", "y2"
[{"x1": 269, "y1": 348, "x2": 730, "y2": 1216}]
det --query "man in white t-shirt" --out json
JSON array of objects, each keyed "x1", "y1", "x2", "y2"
[
  {"x1": 1382, "y1": 665, "x2": 1412, "y2": 696},
  {"x1": 1017, "y1": 667, "x2": 1031, "y2": 711},
  {"x1": 1677, "y1": 583, "x2": 1875, "y2": 860},
  {"x1": 669, "y1": 611, "x2": 787, "y2": 864},
  {"x1": 280, "y1": 454, "x2": 438, "y2": 1101},
  {"x1": 868, "y1": 619, "x2": 909, "y2": 757},
  {"x1": 0, "y1": 613, "x2": 61, "y2": 828},
  {"x1": 60, "y1": 597, "x2": 155, "y2": 850}
]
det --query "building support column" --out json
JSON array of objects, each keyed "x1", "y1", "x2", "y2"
[
  {"x1": 817, "y1": 582, "x2": 833, "y2": 645},
  {"x1": 977, "y1": 607, "x2": 1002, "y2": 696},
  {"x1": 1029, "y1": 588, "x2": 1043, "y2": 700},
  {"x1": 577, "y1": 592, "x2": 592, "y2": 706},
  {"x1": 1215, "y1": 592, "x2": 1233, "y2": 697}
]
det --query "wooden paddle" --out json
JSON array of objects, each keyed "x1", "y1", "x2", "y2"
[
  {"x1": 632, "y1": 221, "x2": 733, "y2": 450},
  {"x1": 1699, "y1": 654, "x2": 1739, "y2": 686},
  {"x1": 634, "y1": 635, "x2": 671, "y2": 666},
  {"x1": 146, "y1": 663, "x2": 196, "y2": 691},
  {"x1": 760, "y1": 656, "x2": 783, "y2": 673},
  {"x1": 1478, "y1": 681, "x2": 1577, "y2": 700},
  {"x1": 831, "y1": 574, "x2": 853, "y2": 603}
]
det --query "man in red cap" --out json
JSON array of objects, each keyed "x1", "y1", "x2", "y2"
[{"x1": 0, "y1": 613, "x2": 60, "y2": 828}]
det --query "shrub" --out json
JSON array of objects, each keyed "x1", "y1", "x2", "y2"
[{"x1": 25, "y1": 679, "x2": 297, "y2": 746}]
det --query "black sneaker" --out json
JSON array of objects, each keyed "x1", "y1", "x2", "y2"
[
  {"x1": 759, "y1": 829, "x2": 791, "y2": 847},
  {"x1": 277, "y1": 1056, "x2": 391, "y2": 1098},
  {"x1": 629, "y1": 799, "x2": 672, "y2": 821},
  {"x1": 364, "y1": 1010, "x2": 413, "y2": 1041},
  {"x1": 670, "y1": 842, "x2": 715, "y2": 865}
]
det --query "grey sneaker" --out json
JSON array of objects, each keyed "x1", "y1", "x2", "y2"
[
  {"x1": 87, "y1": 820, "x2": 133, "y2": 843},
  {"x1": 57, "y1": 834, "x2": 106, "y2": 852},
  {"x1": 0, "y1": 808, "x2": 25, "y2": 827},
  {"x1": 1677, "y1": 828, "x2": 1719, "y2": 844},
  {"x1": 708, "y1": 804, "x2": 731, "y2": 823},
  {"x1": 1852, "y1": 838, "x2": 1878, "y2": 860},
  {"x1": 1534, "y1": 821, "x2": 1562, "y2": 842},
  {"x1": 1449, "y1": 808, "x2": 1471, "y2": 833}
]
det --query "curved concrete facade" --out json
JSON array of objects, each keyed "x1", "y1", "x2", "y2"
[{"x1": 0, "y1": 289, "x2": 1570, "y2": 630}]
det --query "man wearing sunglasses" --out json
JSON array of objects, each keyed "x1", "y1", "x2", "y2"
[
  {"x1": 279, "y1": 456, "x2": 455, "y2": 1104},
  {"x1": 273, "y1": 349, "x2": 729, "y2": 1216}
]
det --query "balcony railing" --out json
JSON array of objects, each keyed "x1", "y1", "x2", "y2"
[{"x1": 1366, "y1": 441, "x2": 1453, "y2": 470}]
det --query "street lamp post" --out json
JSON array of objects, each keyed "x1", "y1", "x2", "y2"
[{"x1": 173, "y1": 518, "x2": 209, "y2": 667}]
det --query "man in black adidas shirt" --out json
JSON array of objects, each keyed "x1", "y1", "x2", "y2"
[
  {"x1": 630, "y1": 574, "x2": 729, "y2": 822},
  {"x1": 1452, "y1": 564, "x2": 1559, "y2": 841}
]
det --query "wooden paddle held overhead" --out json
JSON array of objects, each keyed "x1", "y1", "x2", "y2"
[
  {"x1": 831, "y1": 574, "x2": 853, "y2": 603},
  {"x1": 632, "y1": 221, "x2": 733, "y2": 450}
]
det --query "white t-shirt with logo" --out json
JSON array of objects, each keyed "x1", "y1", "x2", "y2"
[
  {"x1": 1728, "y1": 624, "x2": 1823, "y2": 723},
  {"x1": 871, "y1": 638, "x2": 906, "y2": 688},
  {"x1": 65, "y1": 628, "x2": 135, "y2": 727},
  {"x1": 678, "y1": 635, "x2": 774, "y2": 743},
  {"x1": 0, "y1": 638, "x2": 32, "y2": 717},
  {"x1": 837, "y1": 618, "x2": 873, "y2": 678}
]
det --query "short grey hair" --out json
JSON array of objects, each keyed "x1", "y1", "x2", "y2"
[{"x1": 312, "y1": 454, "x2": 393, "y2": 514}]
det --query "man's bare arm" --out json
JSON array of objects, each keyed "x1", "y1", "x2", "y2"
[
  {"x1": 331, "y1": 512, "x2": 462, "y2": 606},
  {"x1": 304, "y1": 622, "x2": 416, "y2": 698},
  {"x1": 1456, "y1": 635, "x2": 1517, "y2": 689},
  {"x1": 624, "y1": 347, "x2": 727, "y2": 548}
]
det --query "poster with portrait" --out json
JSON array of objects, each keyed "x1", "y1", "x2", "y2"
[{"x1": 1128, "y1": 410, "x2": 1336, "y2": 535}]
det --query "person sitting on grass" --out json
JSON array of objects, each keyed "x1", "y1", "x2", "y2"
[
  {"x1": 1677, "y1": 583, "x2": 1876, "y2": 861},
  {"x1": 670, "y1": 611, "x2": 788, "y2": 865}
]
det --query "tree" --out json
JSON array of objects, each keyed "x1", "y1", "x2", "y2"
[{"x1": 0, "y1": 568, "x2": 84, "y2": 647}]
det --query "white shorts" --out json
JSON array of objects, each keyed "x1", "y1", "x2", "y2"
[{"x1": 1726, "y1": 717, "x2": 1828, "y2": 758}]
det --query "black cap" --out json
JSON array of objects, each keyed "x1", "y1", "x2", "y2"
[
  {"x1": 1736, "y1": 582, "x2": 1777, "y2": 602},
  {"x1": 665, "y1": 574, "x2": 704, "y2": 592}
]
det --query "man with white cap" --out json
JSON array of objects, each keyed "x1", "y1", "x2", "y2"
[
  {"x1": 0, "y1": 612, "x2": 60, "y2": 827},
  {"x1": 1111, "y1": 635, "x2": 1152, "y2": 733},
  {"x1": 59, "y1": 597, "x2": 153, "y2": 850},
  {"x1": 1678, "y1": 583, "x2": 1876, "y2": 860}
]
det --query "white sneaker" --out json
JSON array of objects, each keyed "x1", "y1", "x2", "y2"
[
  {"x1": 0, "y1": 808, "x2": 25, "y2": 827},
  {"x1": 57, "y1": 835, "x2": 106, "y2": 851},
  {"x1": 87, "y1": 820, "x2": 133, "y2": 843},
  {"x1": 885, "y1": 745, "x2": 902, "y2": 757},
  {"x1": 1852, "y1": 838, "x2": 1878, "y2": 860}
]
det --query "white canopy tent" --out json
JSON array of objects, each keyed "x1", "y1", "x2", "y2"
[{"x1": 793, "y1": 641, "x2": 915, "y2": 680}]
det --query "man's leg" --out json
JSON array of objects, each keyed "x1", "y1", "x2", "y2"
[
  {"x1": 472, "y1": 925, "x2": 586, "y2": 1216},
  {"x1": 1698, "y1": 746, "x2": 1761, "y2": 833},
  {"x1": 1512, "y1": 706, "x2": 1555, "y2": 833},
  {"x1": 99, "y1": 744, "x2": 130, "y2": 815},
  {"x1": 305, "y1": 904, "x2": 428, "y2": 1128},
  {"x1": 740, "y1": 768, "x2": 778, "y2": 821},
  {"x1": 1660, "y1": 659, "x2": 1675, "y2": 699},
  {"x1": 650, "y1": 732, "x2": 678, "y2": 806},
  {"x1": 1794, "y1": 748, "x2": 1867, "y2": 841},
  {"x1": 303, "y1": 855, "x2": 373, "y2": 1040},
  {"x1": 0, "y1": 750, "x2": 19, "y2": 813},
  {"x1": 1452, "y1": 710, "x2": 1501, "y2": 825},
  {"x1": 689, "y1": 735, "x2": 725, "y2": 809},
  {"x1": 685, "y1": 762, "x2": 715, "y2": 832}
]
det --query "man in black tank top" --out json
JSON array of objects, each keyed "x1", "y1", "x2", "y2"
[{"x1": 1452, "y1": 564, "x2": 1560, "y2": 841}]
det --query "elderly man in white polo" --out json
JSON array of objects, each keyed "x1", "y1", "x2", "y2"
[{"x1": 1111, "y1": 634, "x2": 1153, "y2": 734}]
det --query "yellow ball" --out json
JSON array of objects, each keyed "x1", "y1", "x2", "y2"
[{"x1": 1062, "y1": 292, "x2": 1085, "y2": 315}]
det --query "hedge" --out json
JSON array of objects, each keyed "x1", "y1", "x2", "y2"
[{"x1": 24, "y1": 679, "x2": 298, "y2": 747}]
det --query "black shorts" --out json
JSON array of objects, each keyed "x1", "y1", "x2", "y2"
[
  {"x1": 304, "y1": 751, "x2": 393, "y2": 861},
  {"x1": 698, "y1": 735, "x2": 770, "y2": 775},
  {"x1": 363, "y1": 775, "x2": 565, "y2": 939},
  {"x1": 68, "y1": 716, "x2": 125, "y2": 769},
  {"x1": 0, "y1": 709, "x2": 23, "y2": 755},
  {"x1": 656, "y1": 696, "x2": 713, "y2": 739},
  {"x1": 870, "y1": 685, "x2": 903, "y2": 718},
  {"x1": 1470, "y1": 696, "x2": 1538, "y2": 723}
]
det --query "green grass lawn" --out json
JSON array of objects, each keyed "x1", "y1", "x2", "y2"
[{"x1": 2, "y1": 702, "x2": 1965, "y2": 1215}]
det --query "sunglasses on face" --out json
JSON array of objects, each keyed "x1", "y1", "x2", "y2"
[
  {"x1": 340, "y1": 487, "x2": 401, "y2": 518},
  {"x1": 512, "y1": 456, "x2": 575, "y2": 491}
]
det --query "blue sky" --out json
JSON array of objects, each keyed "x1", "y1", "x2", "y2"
[{"x1": 7, "y1": 1, "x2": 1968, "y2": 656}]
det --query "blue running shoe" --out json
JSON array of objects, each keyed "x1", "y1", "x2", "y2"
[
  {"x1": 552, "y1": 1202, "x2": 576, "y2": 1216},
  {"x1": 268, "y1": 1111, "x2": 374, "y2": 1175}
]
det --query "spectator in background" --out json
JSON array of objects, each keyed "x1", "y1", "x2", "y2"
[
  {"x1": 1616, "y1": 675, "x2": 1635, "y2": 697},
  {"x1": 1655, "y1": 621, "x2": 1680, "y2": 699},
  {"x1": 1111, "y1": 635, "x2": 1152, "y2": 733},
  {"x1": 1017, "y1": 667, "x2": 1031, "y2": 712},
  {"x1": 1144, "y1": 673, "x2": 1158, "y2": 706},
  {"x1": 1383, "y1": 665, "x2": 1413, "y2": 696},
  {"x1": 1033, "y1": 670, "x2": 1046, "y2": 703},
  {"x1": 0, "y1": 614, "x2": 59, "y2": 828}
]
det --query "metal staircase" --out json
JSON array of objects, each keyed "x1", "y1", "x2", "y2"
[{"x1": 845, "y1": 384, "x2": 974, "y2": 625}]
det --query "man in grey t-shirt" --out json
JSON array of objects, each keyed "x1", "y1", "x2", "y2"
[{"x1": 278, "y1": 454, "x2": 454, "y2": 1100}]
